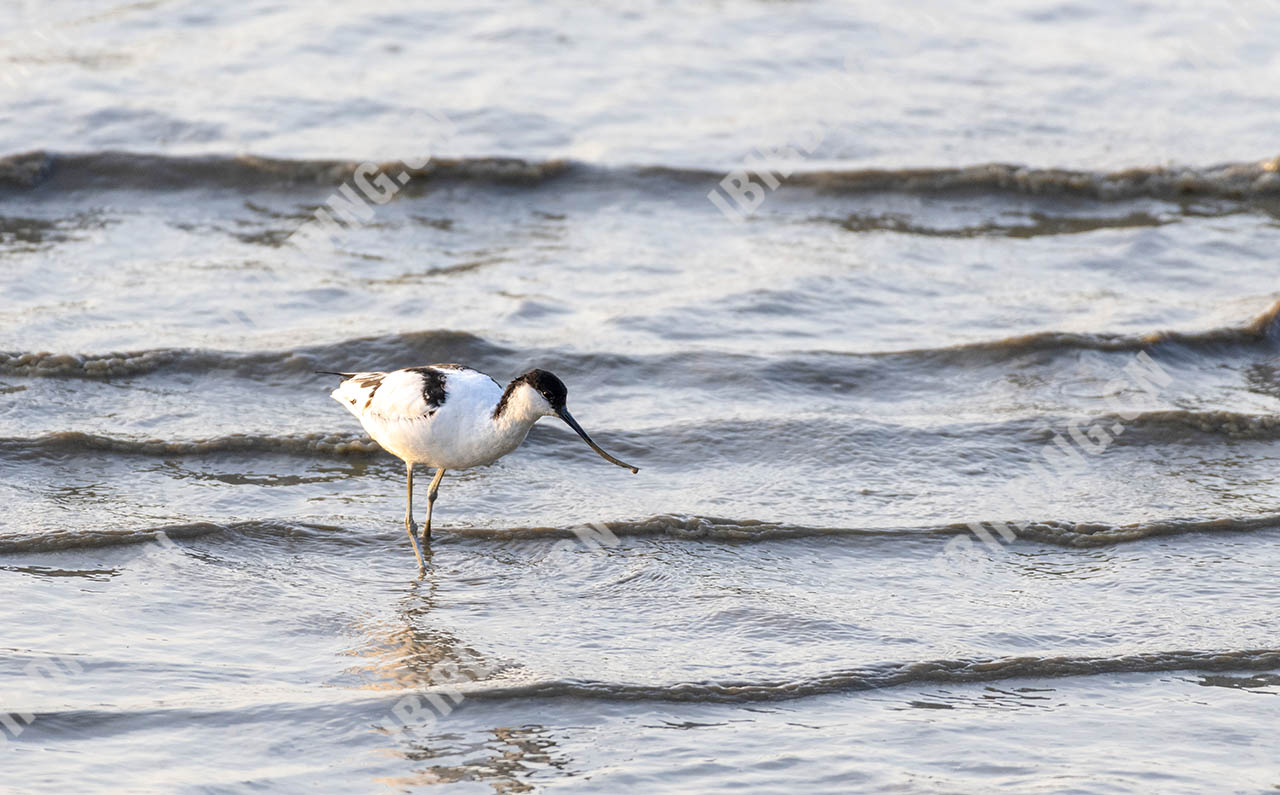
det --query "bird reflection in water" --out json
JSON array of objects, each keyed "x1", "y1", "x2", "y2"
[
  {"x1": 340, "y1": 559, "x2": 499, "y2": 692},
  {"x1": 375, "y1": 725, "x2": 571, "y2": 793}
]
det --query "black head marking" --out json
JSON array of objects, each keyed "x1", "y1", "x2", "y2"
[
  {"x1": 493, "y1": 369, "x2": 567, "y2": 419},
  {"x1": 524, "y1": 369, "x2": 567, "y2": 410},
  {"x1": 406, "y1": 366, "x2": 448, "y2": 412}
]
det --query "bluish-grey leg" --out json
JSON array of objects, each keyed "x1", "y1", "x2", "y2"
[
  {"x1": 422, "y1": 468, "x2": 446, "y2": 545},
  {"x1": 405, "y1": 462, "x2": 426, "y2": 573}
]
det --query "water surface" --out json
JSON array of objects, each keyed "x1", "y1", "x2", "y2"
[{"x1": 2, "y1": 1, "x2": 1280, "y2": 792}]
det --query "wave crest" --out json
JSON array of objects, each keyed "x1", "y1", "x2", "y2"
[
  {"x1": 4, "y1": 150, "x2": 1279, "y2": 200},
  {"x1": 3, "y1": 301, "x2": 1277, "y2": 384},
  {"x1": 2, "y1": 511, "x2": 1277, "y2": 556},
  {"x1": 0, "y1": 431, "x2": 380, "y2": 459},
  {"x1": 463, "y1": 648, "x2": 1280, "y2": 703},
  {"x1": 462, "y1": 512, "x2": 1280, "y2": 548},
  {"x1": 0, "y1": 329, "x2": 509, "y2": 378}
]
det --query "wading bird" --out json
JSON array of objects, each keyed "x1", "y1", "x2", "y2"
[{"x1": 320, "y1": 365, "x2": 638, "y2": 572}]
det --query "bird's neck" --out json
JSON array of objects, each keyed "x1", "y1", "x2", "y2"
[{"x1": 489, "y1": 382, "x2": 546, "y2": 437}]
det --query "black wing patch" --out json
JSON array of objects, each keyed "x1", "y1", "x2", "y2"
[{"x1": 406, "y1": 366, "x2": 448, "y2": 413}]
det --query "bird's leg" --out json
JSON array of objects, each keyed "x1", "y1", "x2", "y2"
[
  {"x1": 404, "y1": 462, "x2": 426, "y2": 574},
  {"x1": 422, "y1": 467, "x2": 446, "y2": 545}
]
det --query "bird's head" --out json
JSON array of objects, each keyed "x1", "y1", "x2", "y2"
[
  {"x1": 503, "y1": 369, "x2": 639, "y2": 474},
  {"x1": 514, "y1": 368, "x2": 569, "y2": 418}
]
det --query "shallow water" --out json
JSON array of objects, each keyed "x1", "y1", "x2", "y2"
[{"x1": 3, "y1": 1, "x2": 1280, "y2": 792}]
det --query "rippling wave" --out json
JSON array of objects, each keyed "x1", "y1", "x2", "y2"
[
  {"x1": 0, "y1": 151, "x2": 569, "y2": 191},
  {"x1": 3, "y1": 150, "x2": 1279, "y2": 199},
  {"x1": 3, "y1": 301, "x2": 1277, "y2": 381},
  {"x1": 0, "y1": 519, "x2": 340, "y2": 554},
  {"x1": 2, "y1": 406, "x2": 1277, "y2": 474},
  {"x1": 4, "y1": 512, "x2": 1276, "y2": 554},
  {"x1": 0, "y1": 431, "x2": 379, "y2": 459},
  {"x1": 3, "y1": 402, "x2": 1277, "y2": 484},
  {"x1": 457, "y1": 512, "x2": 1280, "y2": 547},
  {"x1": 917, "y1": 298, "x2": 1280, "y2": 357},
  {"x1": 462, "y1": 648, "x2": 1280, "y2": 703},
  {"x1": 0, "y1": 329, "x2": 510, "y2": 378}
]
